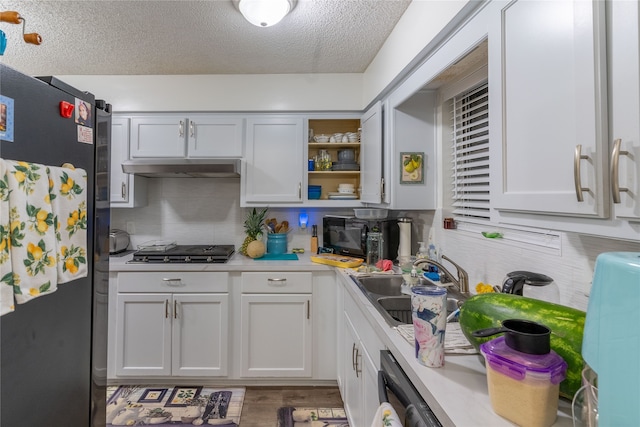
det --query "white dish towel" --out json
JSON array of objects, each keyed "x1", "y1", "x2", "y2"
[
  {"x1": 47, "y1": 165, "x2": 88, "y2": 284},
  {"x1": 4, "y1": 159, "x2": 58, "y2": 304},
  {"x1": 0, "y1": 160, "x2": 16, "y2": 315},
  {"x1": 370, "y1": 402, "x2": 403, "y2": 427}
]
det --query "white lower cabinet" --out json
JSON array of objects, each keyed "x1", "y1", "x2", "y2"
[
  {"x1": 338, "y1": 276, "x2": 384, "y2": 427},
  {"x1": 240, "y1": 272, "x2": 312, "y2": 377},
  {"x1": 113, "y1": 272, "x2": 229, "y2": 378}
]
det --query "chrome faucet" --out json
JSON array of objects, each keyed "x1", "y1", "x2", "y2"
[{"x1": 413, "y1": 254, "x2": 470, "y2": 294}]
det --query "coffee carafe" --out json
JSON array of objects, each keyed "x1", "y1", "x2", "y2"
[{"x1": 501, "y1": 271, "x2": 560, "y2": 304}]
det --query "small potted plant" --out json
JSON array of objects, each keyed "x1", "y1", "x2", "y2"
[
  {"x1": 145, "y1": 407, "x2": 173, "y2": 424},
  {"x1": 182, "y1": 395, "x2": 210, "y2": 423}
]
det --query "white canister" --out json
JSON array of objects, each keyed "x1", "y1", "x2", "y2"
[{"x1": 397, "y1": 218, "x2": 412, "y2": 261}]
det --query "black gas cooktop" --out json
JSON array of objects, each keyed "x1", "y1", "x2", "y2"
[{"x1": 130, "y1": 245, "x2": 235, "y2": 263}]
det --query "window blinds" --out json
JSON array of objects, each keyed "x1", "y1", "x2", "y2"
[{"x1": 451, "y1": 82, "x2": 490, "y2": 222}]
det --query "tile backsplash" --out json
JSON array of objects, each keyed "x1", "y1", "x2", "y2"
[{"x1": 112, "y1": 178, "x2": 640, "y2": 311}]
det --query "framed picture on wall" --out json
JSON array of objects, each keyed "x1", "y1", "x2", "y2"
[{"x1": 400, "y1": 152, "x2": 424, "y2": 184}]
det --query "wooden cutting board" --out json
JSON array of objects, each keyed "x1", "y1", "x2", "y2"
[{"x1": 310, "y1": 253, "x2": 364, "y2": 268}]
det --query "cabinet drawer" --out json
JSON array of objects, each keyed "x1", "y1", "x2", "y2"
[
  {"x1": 241, "y1": 272, "x2": 312, "y2": 293},
  {"x1": 118, "y1": 272, "x2": 229, "y2": 293}
]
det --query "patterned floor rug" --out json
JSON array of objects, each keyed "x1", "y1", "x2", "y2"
[
  {"x1": 277, "y1": 407, "x2": 349, "y2": 427},
  {"x1": 106, "y1": 385, "x2": 244, "y2": 426}
]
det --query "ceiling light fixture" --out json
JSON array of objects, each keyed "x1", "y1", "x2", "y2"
[{"x1": 233, "y1": 0, "x2": 296, "y2": 27}]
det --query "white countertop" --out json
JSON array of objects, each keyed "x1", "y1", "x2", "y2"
[
  {"x1": 109, "y1": 253, "x2": 575, "y2": 426},
  {"x1": 335, "y1": 269, "x2": 575, "y2": 427},
  {"x1": 109, "y1": 251, "x2": 333, "y2": 272}
]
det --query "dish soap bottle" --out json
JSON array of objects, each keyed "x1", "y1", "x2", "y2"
[
  {"x1": 416, "y1": 241, "x2": 428, "y2": 260},
  {"x1": 425, "y1": 236, "x2": 439, "y2": 274}
]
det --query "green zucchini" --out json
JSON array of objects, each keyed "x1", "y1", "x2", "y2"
[{"x1": 459, "y1": 293, "x2": 586, "y2": 399}]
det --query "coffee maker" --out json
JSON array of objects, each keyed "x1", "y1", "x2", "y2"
[{"x1": 582, "y1": 252, "x2": 640, "y2": 425}]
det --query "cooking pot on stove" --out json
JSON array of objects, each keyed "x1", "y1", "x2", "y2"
[{"x1": 109, "y1": 229, "x2": 130, "y2": 254}]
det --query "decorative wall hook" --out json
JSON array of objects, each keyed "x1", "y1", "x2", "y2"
[{"x1": 0, "y1": 10, "x2": 42, "y2": 54}]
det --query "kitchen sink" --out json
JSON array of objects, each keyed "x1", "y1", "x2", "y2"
[
  {"x1": 356, "y1": 275, "x2": 406, "y2": 296},
  {"x1": 352, "y1": 274, "x2": 468, "y2": 327}
]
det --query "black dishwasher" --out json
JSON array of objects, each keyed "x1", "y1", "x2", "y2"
[{"x1": 378, "y1": 350, "x2": 442, "y2": 427}]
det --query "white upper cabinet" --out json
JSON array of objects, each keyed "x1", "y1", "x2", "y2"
[
  {"x1": 490, "y1": 0, "x2": 609, "y2": 218},
  {"x1": 129, "y1": 114, "x2": 243, "y2": 159},
  {"x1": 186, "y1": 115, "x2": 244, "y2": 158},
  {"x1": 360, "y1": 101, "x2": 383, "y2": 204},
  {"x1": 130, "y1": 115, "x2": 187, "y2": 158},
  {"x1": 608, "y1": 0, "x2": 640, "y2": 222},
  {"x1": 242, "y1": 116, "x2": 304, "y2": 205},
  {"x1": 110, "y1": 116, "x2": 147, "y2": 208}
]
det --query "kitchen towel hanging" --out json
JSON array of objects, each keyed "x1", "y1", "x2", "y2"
[
  {"x1": 47, "y1": 165, "x2": 88, "y2": 283},
  {"x1": 0, "y1": 160, "x2": 15, "y2": 315},
  {"x1": 4, "y1": 159, "x2": 58, "y2": 304},
  {"x1": 369, "y1": 402, "x2": 402, "y2": 427}
]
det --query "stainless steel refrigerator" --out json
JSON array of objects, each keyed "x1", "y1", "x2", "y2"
[{"x1": 0, "y1": 63, "x2": 110, "y2": 427}]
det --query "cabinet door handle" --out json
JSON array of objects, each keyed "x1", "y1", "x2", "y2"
[
  {"x1": 306, "y1": 300, "x2": 310, "y2": 319},
  {"x1": 351, "y1": 343, "x2": 357, "y2": 371},
  {"x1": 121, "y1": 182, "x2": 126, "y2": 199},
  {"x1": 355, "y1": 348, "x2": 361, "y2": 378},
  {"x1": 298, "y1": 182, "x2": 302, "y2": 200},
  {"x1": 189, "y1": 121, "x2": 195, "y2": 138},
  {"x1": 573, "y1": 144, "x2": 592, "y2": 202},
  {"x1": 165, "y1": 299, "x2": 169, "y2": 319},
  {"x1": 611, "y1": 138, "x2": 630, "y2": 203},
  {"x1": 163, "y1": 278, "x2": 183, "y2": 286},
  {"x1": 267, "y1": 278, "x2": 287, "y2": 286},
  {"x1": 381, "y1": 177, "x2": 385, "y2": 200},
  {"x1": 174, "y1": 300, "x2": 178, "y2": 319},
  {"x1": 179, "y1": 120, "x2": 184, "y2": 137}
]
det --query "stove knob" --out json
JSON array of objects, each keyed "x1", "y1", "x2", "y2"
[
  {"x1": 143, "y1": 256, "x2": 149, "y2": 262},
  {"x1": 207, "y1": 256, "x2": 213, "y2": 262},
  {"x1": 185, "y1": 256, "x2": 191, "y2": 263},
  {"x1": 164, "y1": 256, "x2": 170, "y2": 263}
]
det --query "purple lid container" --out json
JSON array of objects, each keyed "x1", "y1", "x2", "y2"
[{"x1": 480, "y1": 336, "x2": 567, "y2": 384}]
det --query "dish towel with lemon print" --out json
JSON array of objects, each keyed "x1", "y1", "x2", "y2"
[
  {"x1": 0, "y1": 160, "x2": 16, "y2": 315},
  {"x1": 47, "y1": 165, "x2": 88, "y2": 284},
  {"x1": 370, "y1": 402, "x2": 402, "y2": 427},
  {"x1": 3, "y1": 160, "x2": 58, "y2": 304}
]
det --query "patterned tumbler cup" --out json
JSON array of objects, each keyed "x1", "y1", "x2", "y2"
[{"x1": 411, "y1": 285, "x2": 447, "y2": 367}]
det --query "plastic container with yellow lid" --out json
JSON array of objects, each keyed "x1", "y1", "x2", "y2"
[{"x1": 480, "y1": 336, "x2": 567, "y2": 427}]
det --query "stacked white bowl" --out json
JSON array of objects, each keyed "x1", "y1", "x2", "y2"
[
  {"x1": 338, "y1": 183, "x2": 355, "y2": 194},
  {"x1": 345, "y1": 132, "x2": 359, "y2": 142}
]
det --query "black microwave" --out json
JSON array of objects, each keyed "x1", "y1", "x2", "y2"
[{"x1": 322, "y1": 215, "x2": 399, "y2": 260}]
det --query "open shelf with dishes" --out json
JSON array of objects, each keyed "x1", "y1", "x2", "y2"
[{"x1": 307, "y1": 119, "x2": 361, "y2": 202}]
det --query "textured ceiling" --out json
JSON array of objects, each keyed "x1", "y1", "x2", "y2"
[{"x1": 0, "y1": 0, "x2": 411, "y2": 76}]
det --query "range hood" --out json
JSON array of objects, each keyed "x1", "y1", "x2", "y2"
[{"x1": 121, "y1": 158, "x2": 241, "y2": 178}]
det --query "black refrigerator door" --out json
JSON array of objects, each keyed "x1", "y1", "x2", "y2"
[
  {"x1": 0, "y1": 64, "x2": 104, "y2": 427},
  {"x1": 92, "y1": 99, "x2": 111, "y2": 427}
]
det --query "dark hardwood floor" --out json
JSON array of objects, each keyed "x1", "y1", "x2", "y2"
[{"x1": 240, "y1": 386, "x2": 344, "y2": 426}]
